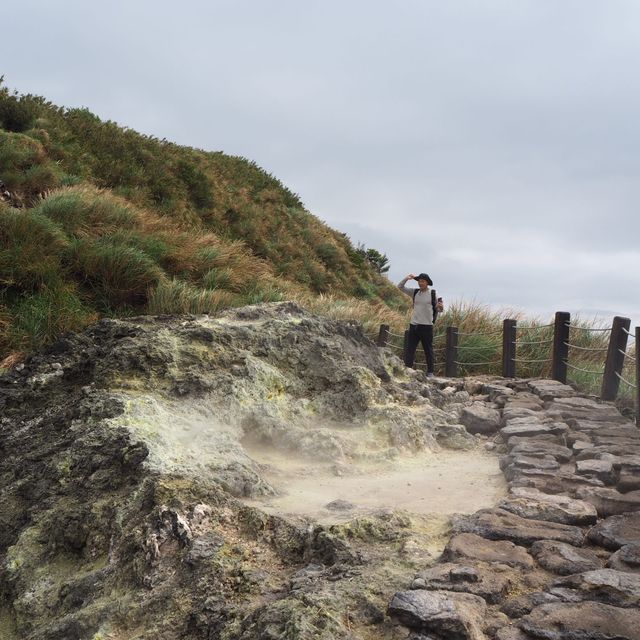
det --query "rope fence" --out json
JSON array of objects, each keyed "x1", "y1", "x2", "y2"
[{"x1": 375, "y1": 312, "x2": 638, "y2": 426}]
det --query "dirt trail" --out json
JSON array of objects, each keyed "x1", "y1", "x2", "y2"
[{"x1": 244, "y1": 446, "x2": 507, "y2": 524}]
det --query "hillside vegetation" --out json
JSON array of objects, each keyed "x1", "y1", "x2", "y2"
[
  {"x1": 0, "y1": 81, "x2": 407, "y2": 358},
  {"x1": 1, "y1": 82, "x2": 632, "y2": 409}
]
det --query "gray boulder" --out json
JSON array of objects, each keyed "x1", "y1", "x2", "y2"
[
  {"x1": 499, "y1": 488, "x2": 597, "y2": 526},
  {"x1": 501, "y1": 423, "x2": 568, "y2": 439},
  {"x1": 460, "y1": 405, "x2": 501, "y2": 435},
  {"x1": 443, "y1": 533, "x2": 534, "y2": 569},
  {"x1": 577, "y1": 487, "x2": 640, "y2": 517},
  {"x1": 588, "y1": 512, "x2": 640, "y2": 550},
  {"x1": 519, "y1": 601, "x2": 640, "y2": 640},
  {"x1": 527, "y1": 379, "x2": 577, "y2": 400},
  {"x1": 452, "y1": 508, "x2": 585, "y2": 547},
  {"x1": 607, "y1": 544, "x2": 640, "y2": 573},
  {"x1": 507, "y1": 441, "x2": 573, "y2": 463},
  {"x1": 411, "y1": 562, "x2": 519, "y2": 605},
  {"x1": 551, "y1": 569, "x2": 640, "y2": 608},
  {"x1": 530, "y1": 540, "x2": 602, "y2": 575},
  {"x1": 388, "y1": 589, "x2": 488, "y2": 640}
]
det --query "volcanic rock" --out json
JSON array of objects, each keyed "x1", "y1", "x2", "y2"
[
  {"x1": 607, "y1": 544, "x2": 640, "y2": 573},
  {"x1": 460, "y1": 404, "x2": 501, "y2": 435},
  {"x1": 451, "y1": 508, "x2": 585, "y2": 547},
  {"x1": 442, "y1": 533, "x2": 535, "y2": 569},
  {"x1": 499, "y1": 488, "x2": 597, "y2": 526},
  {"x1": 388, "y1": 589, "x2": 488, "y2": 639},
  {"x1": 519, "y1": 601, "x2": 640, "y2": 640},
  {"x1": 588, "y1": 512, "x2": 640, "y2": 550},
  {"x1": 530, "y1": 540, "x2": 602, "y2": 575},
  {"x1": 411, "y1": 562, "x2": 519, "y2": 604}
]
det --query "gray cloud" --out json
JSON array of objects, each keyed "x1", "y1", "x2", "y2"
[{"x1": 2, "y1": 0, "x2": 639, "y2": 326}]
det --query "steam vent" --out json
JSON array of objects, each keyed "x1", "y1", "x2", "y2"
[{"x1": 0, "y1": 302, "x2": 638, "y2": 639}]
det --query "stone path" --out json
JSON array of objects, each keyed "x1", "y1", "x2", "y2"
[{"x1": 388, "y1": 378, "x2": 640, "y2": 640}]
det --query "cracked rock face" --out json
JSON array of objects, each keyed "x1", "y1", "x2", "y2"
[{"x1": 0, "y1": 302, "x2": 490, "y2": 640}]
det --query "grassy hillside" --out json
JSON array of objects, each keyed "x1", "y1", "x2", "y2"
[{"x1": 0, "y1": 81, "x2": 407, "y2": 358}]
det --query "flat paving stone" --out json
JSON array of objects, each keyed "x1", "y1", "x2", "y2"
[
  {"x1": 499, "y1": 488, "x2": 598, "y2": 526},
  {"x1": 508, "y1": 441, "x2": 573, "y2": 463},
  {"x1": 519, "y1": 601, "x2": 640, "y2": 640},
  {"x1": 443, "y1": 533, "x2": 535, "y2": 570},
  {"x1": 568, "y1": 420, "x2": 640, "y2": 437},
  {"x1": 503, "y1": 454, "x2": 561, "y2": 472},
  {"x1": 530, "y1": 540, "x2": 602, "y2": 575},
  {"x1": 388, "y1": 589, "x2": 487, "y2": 639},
  {"x1": 577, "y1": 487, "x2": 640, "y2": 517},
  {"x1": 527, "y1": 379, "x2": 577, "y2": 400},
  {"x1": 509, "y1": 469, "x2": 604, "y2": 495},
  {"x1": 587, "y1": 512, "x2": 640, "y2": 550},
  {"x1": 551, "y1": 569, "x2": 640, "y2": 608},
  {"x1": 411, "y1": 562, "x2": 519, "y2": 605},
  {"x1": 452, "y1": 508, "x2": 585, "y2": 548},
  {"x1": 607, "y1": 544, "x2": 640, "y2": 573},
  {"x1": 501, "y1": 423, "x2": 568, "y2": 439},
  {"x1": 575, "y1": 459, "x2": 615, "y2": 484}
]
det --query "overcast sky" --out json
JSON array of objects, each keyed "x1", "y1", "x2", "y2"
[{"x1": 2, "y1": 0, "x2": 639, "y2": 327}]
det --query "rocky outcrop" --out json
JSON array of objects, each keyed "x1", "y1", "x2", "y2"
[
  {"x1": 2, "y1": 302, "x2": 639, "y2": 639},
  {"x1": 0, "y1": 302, "x2": 485, "y2": 639}
]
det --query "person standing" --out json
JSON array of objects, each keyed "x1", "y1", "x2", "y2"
[{"x1": 397, "y1": 273, "x2": 444, "y2": 377}]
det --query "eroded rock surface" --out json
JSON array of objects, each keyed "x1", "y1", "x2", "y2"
[{"x1": 2, "y1": 303, "x2": 639, "y2": 639}]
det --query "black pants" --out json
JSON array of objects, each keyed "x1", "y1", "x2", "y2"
[{"x1": 405, "y1": 324, "x2": 434, "y2": 373}]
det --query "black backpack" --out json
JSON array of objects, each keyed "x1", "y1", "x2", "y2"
[{"x1": 413, "y1": 288, "x2": 439, "y2": 323}]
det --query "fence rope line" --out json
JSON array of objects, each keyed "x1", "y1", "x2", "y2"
[
  {"x1": 517, "y1": 323, "x2": 555, "y2": 330},
  {"x1": 456, "y1": 329, "x2": 503, "y2": 337},
  {"x1": 566, "y1": 323, "x2": 611, "y2": 333},
  {"x1": 513, "y1": 357, "x2": 552, "y2": 364},
  {"x1": 618, "y1": 349, "x2": 636, "y2": 361},
  {"x1": 457, "y1": 344, "x2": 501, "y2": 351},
  {"x1": 454, "y1": 360, "x2": 501, "y2": 366},
  {"x1": 518, "y1": 338, "x2": 554, "y2": 346},
  {"x1": 622, "y1": 327, "x2": 636, "y2": 338},
  {"x1": 564, "y1": 342, "x2": 608, "y2": 352},
  {"x1": 564, "y1": 361, "x2": 604, "y2": 375},
  {"x1": 614, "y1": 371, "x2": 637, "y2": 389}
]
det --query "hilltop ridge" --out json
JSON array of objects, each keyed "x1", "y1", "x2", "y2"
[{"x1": 0, "y1": 81, "x2": 406, "y2": 359}]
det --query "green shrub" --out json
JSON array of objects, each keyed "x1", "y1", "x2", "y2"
[
  {"x1": 9, "y1": 285, "x2": 97, "y2": 350},
  {"x1": 33, "y1": 187, "x2": 138, "y2": 236},
  {"x1": 241, "y1": 283, "x2": 285, "y2": 305},
  {"x1": 0, "y1": 91, "x2": 39, "y2": 132},
  {"x1": 201, "y1": 267, "x2": 232, "y2": 290},
  {"x1": 0, "y1": 131, "x2": 61, "y2": 199},
  {"x1": 147, "y1": 278, "x2": 235, "y2": 314},
  {"x1": 177, "y1": 160, "x2": 214, "y2": 210},
  {"x1": 0, "y1": 208, "x2": 69, "y2": 290},
  {"x1": 68, "y1": 239, "x2": 163, "y2": 307}
]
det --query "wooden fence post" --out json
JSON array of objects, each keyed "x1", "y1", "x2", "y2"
[
  {"x1": 502, "y1": 319, "x2": 517, "y2": 378},
  {"x1": 445, "y1": 326, "x2": 458, "y2": 377},
  {"x1": 601, "y1": 316, "x2": 631, "y2": 401},
  {"x1": 552, "y1": 311, "x2": 570, "y2": 384},
  {"x1": 403, "y1": 329, "x2": 410, "y2": 366},
  {"x1": 636, "y1": 327, "x2": 639, "y2": 428},
  {"x1": 377, "y1": 324, "x2": 390, "y2": 347}
]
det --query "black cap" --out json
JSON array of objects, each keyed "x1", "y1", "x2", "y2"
[{"x1": 414, "y1": 273, "x2": 433, "y2": 285}]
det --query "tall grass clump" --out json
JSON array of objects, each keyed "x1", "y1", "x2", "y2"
[
  {"x1": 0, "y1": 206, "x2": 69, "y2": 290},
  {"x1": 147, "y1": 279, "x2": 235, "y2": 315},
  {"x1": 32, "y1": 186, "x2": 140, "y2": 236},
  {"x1": 0, "y1": 130, "x2": 62, "y2": 202},
  {"x1": 8, "y1": 285, "x2": 97, "y2": 350},
  {"x1": 68, "y1": 239, "x2": 164, "y2": 308}
]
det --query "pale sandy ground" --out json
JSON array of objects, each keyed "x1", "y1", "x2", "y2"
[{"x1": 244, "y1": 446, "x2": 507, "y2": 524}]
